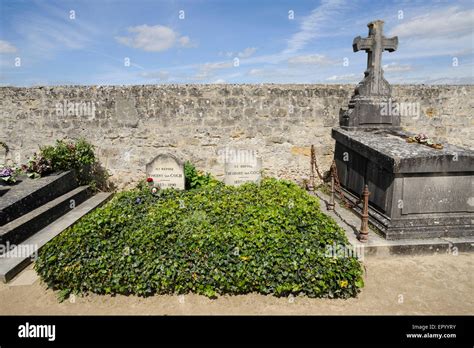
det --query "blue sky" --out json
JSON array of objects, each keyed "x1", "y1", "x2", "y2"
[{"x1": 0, "y1": 0, "x2": 472, "y2": 86}]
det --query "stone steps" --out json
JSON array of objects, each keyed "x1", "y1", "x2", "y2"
[
  {"x1": 0, "y1": 171, "x2": 77, "y2": 226},
  {"x1": 0, "y1": 192, "x2": 113, "y2": 283},
  {"x1": 0, "y1": 185, "x2": 92, "y2": 250}
]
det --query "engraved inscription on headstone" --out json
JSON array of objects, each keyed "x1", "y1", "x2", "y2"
[
  {"x1": 225, "y1": 157, "x2": 262, "y2": 186},
  {"x1": 146, "y1": 153, "x2": 185, "y2": 190}
]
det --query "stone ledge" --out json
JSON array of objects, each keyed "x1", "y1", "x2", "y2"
[{"x1": 332, "y1": 127, "x2": 474, "y2": 173}]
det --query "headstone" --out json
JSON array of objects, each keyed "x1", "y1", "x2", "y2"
[
  {"x1": 146, "y1": 153, "x2": 185, "y2": 190},
  {"x1": 340, "y1": 20, "x2": 400, "y2": 129},
  {"x1": 224, "y1": 153, "x2": 262, "y2": 186}
]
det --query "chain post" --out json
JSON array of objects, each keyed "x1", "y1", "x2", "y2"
[
  {"x1": 357, "y1": 184, "x2": 370, "y2": 242},
  {"x1": 327, "y1": 161, "x2": 336, "y2": 210},
  {"x1": 308, "y1": 145, "x2": 315, "y2": 191}
]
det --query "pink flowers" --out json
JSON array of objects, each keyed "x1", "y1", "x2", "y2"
[
  {"x1": 0, "y1": 167, "x2": 13, "y2": 177},
  {"x1": 406, "y1": 133, "x2": 443, "y2": 149},
  {"x1": 0, "y1": 166, "x2": 17, "y2": 184}
]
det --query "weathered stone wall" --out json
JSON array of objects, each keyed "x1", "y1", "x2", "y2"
[{"x1": 1, "y1": 84, "x2": 472, "y2": 188}]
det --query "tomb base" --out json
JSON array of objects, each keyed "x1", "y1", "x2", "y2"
[{"x1": 332, "y1": 128, "x2": 474, "y2": 240}]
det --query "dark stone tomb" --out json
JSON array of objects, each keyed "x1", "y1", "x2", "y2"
[{"x1": 332, "y1": 20, "x2": 473, "y2": 240}]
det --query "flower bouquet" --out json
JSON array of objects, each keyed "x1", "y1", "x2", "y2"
[
  {"x1": 0, "y1": 166, "x2": 18, "y2": 185},
  {"x1": 406, "y1": 133, "x2": 443, "y2": 149},
  {"x1": 146, "y1": 177, "x2": 159, "y2": 195},
  {"x1": 22, "y1": 153, "x2": 53, "y2": 178}
]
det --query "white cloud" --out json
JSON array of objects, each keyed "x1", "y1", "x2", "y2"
[
  {"x1": 116, "y1": 25, "x2": 193, "y2": 52},
  {"x1": 178, "y1": 36, "x2": 190, "y2": 46},
  {"x1": 288, "y1": 54, "x2": 332, "y2": 65},
  {"x1": 140, "y1": 71, "x2": 169, "y2": 80},
  {"x1": 248, "y1": 68, "x2": 264, "y2": 76},
  {"x1": 201, "y1": 61, "x2": 234, "y2": 71},
  {"x1": 15, "y1": 14, "x2": 91, "y2": 53},
  {"x1": 143, "y1": 1, "x2": 349, "y2": 83},
  {"x1": 284, "y1": 0, "x2": 347, "y2": 54},
  {"x1": 383, "y1": 62, "x2": 413, "y2": 73},
  {"x1": 390, "y1": 7, "x2": 473, "y2": 39},
  {"x1": 194, "y1": 61, "x2": 234, "y2": 79},
  {"x1": 238, "y1": 47, "x2": 257, "y2": 58},
  {"x1": 212, "y1": 79, "x2": 226, "y2": 83},
  {"x1": 218, "y1": 48, "x2": 257, "y2": 59},
  {"x1": 326, "y1": 73, "x2": 359, "y2": 82},
  {"x1": 190, "y1": 60, "x2": 247, "y2": 82},
  {"x1": 420, "y1": 76, "x2": 474, "y2": 85},
  {"x1": 231, "y1": 0, "x2": 347, "y2": 73},
  {"x1": 0, "y1": 40, "x2": 17, "y2": 53},
  {"x1": 388, "y1": 7, "x2": 474, "y2": 59},
  {"x1": 178, "y1": 36, "x2": 197, "y2": 48},
  {"x1": 218, "y1": 51, "x2": 235, "y2": 58}
]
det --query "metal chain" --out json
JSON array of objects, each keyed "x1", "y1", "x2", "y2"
[
  {"x1": 310, "y1": 145, "x2": 362, "y2": 209},
  {"x1": 310, "y1": 145, "x2": 328, "y2": 185},
  {"x1": 330, "y1": 160, "x2": 362, "y2": 209}
]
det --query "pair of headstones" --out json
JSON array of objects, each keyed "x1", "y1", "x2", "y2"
[{"x1": 145, "y1": 152, "x2": 262, "y2": 190}]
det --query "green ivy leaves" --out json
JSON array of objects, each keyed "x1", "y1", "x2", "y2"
[
  {"x1": 35, "y1": 178, "x2": 364, "y2": 301},
  {"x1": 184, "y1": 161, "x2": 222, "y2": 190}
]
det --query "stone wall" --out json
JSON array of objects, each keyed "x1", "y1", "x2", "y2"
[{"x1": 1, "y1": 84, "x2": 472, "y2": 188}]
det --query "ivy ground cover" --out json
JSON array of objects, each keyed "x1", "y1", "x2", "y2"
[{"x1": 36, "y1": 178, "x2": 363, "y2": 300}]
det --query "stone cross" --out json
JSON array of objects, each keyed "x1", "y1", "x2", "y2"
[{"x1": 353, "y1": 20, "x2": 398, "y2": 96}]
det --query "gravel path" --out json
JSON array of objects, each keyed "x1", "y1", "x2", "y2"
[{"x1": 0, "y1": 253, "x2": 472, "y2": 315}]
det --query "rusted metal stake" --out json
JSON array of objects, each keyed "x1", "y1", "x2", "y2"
[
  {"x1": 308, "y1": 145, "x2": 315, "y2": 191},
  {"x1": 358, "y1": 184, "x2": 370, "y2": 243},
  {"x1": 308, "y1": 174, "x2": 315, "y2": 191},
  {"x1": 327, "y1": 162, "x2": 335, "y2": 211}
]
